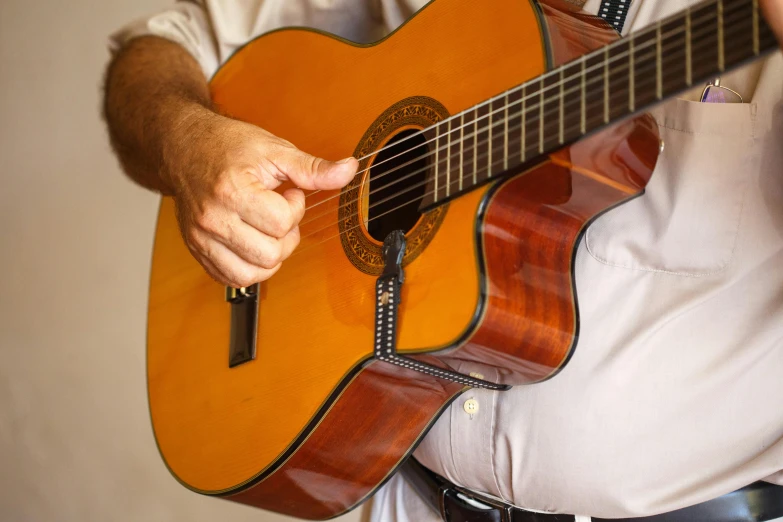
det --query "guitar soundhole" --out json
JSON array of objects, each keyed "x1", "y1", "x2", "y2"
[{"x1": 365, "y1": 129, "x2": 429, "y2": 242}]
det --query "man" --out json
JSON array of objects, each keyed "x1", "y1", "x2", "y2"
[{"x1": 103, "y1": 0, "x2": 783, "y2": 520}]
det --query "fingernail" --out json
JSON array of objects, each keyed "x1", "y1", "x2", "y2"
[{"x1": 337, "y1": 157, "x2": 355, "y2": 164}]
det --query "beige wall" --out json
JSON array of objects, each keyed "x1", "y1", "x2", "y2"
[{"x1": 0, "y1": 1, "x2": 362, "y2": 521}]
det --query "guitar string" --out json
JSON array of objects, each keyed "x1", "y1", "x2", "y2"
[
  {"x1": 302, "y1": 0, "x2": 740, "y2": 201},
  {"x1": 296, "y1": 13, "x2": 758, "y2": 235},
  {"x1": 300, "y1": 1, "x2": 752, "y2": 219},
  {"x1": 302, "y1": 3, "x2": 733, "y2": 208},
  {"x1": 294, "y1": 15, "x2": 762, "y2": 251},
  {"x1": 299, "y1": 9, "x2": 743, "y2": 228},
  {"x1": 299, "y1": 17, "x2": 737, "y2": 228},
  {"x1": 290, "y1": 17, "x2": 763, "y2": 257},
  {"x1": 301, "y1": 0, "x2": 751, "y2": 204}
]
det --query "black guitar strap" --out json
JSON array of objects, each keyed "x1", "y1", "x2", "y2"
[
  {"x1": 372, "y1": 231, "x2": 507, "y2": 391},
  {"x1": 598, "y1": 0, "x2": 632, "y2": 33}
]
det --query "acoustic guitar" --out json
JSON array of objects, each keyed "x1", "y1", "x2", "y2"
[{"x1": 146, "y1": 0, "x2": 777, "y2": 518}]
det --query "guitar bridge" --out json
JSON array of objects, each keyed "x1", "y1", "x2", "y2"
[{"x1": 225, "y1": 284, "x2": 259, "y2": 368}]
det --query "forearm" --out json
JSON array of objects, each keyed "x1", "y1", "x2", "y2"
[{"x1": 103, "y1": 36, "x2": 215, "y2": 195}]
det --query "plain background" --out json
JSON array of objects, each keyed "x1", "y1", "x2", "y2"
[{"x1": 0, "y1": 0, "x2": 363, "y2": 520}]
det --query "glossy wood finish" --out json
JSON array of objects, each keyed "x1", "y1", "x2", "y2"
[
  {"x1": 228, "y1": 360, "x2": 464, "y2": 519},
  {"x1": 224, "y1": 114, "x2": 659, "y2": 518},
  {"x1": 540, "y1": 0, "x2": 619, "y2": 64},
  {"x1": 439, "y1": 115, "x2": 659, "y2": 385},
  {"x1": 147, "y1": 0, "x2": 660, "y2": 519},
  {"x1": 149, "y1": 0, "x2": 544, "y2": 496}
]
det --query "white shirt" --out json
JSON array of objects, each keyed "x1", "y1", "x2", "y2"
[{"x1": 111, "y1": 1, "x2": 783, "y2": 519}]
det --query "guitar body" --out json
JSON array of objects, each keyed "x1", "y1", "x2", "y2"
[{"x1": 147, "y1": 0, "x2": 659, "y2": 518}]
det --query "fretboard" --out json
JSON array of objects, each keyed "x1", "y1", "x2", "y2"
[{"x1": 421, "y1": 0, "x2": 777, "y2": 208}]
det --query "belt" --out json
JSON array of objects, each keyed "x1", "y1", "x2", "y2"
[{"x1": 400, "y1": 457, "x2": 783, "y2": 522}]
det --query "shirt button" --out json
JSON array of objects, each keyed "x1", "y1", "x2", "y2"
[{"x1": 463, "y1": 399, "x2": 479, "y2": 415}]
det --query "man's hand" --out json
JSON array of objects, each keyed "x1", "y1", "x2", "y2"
[
  {"x1": 103, "y1": 36, "x2": 357, "y2": 288},
  {"x1": 168, "y1": 108, "x2": 357, "y2": 287}
]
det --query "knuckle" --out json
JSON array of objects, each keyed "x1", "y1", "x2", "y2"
[
  {"x1": 260, "y1": 244, "x2": 283, "y2": 269},
  {"x1": 184, "y1": 228, "x2": 203, "y2": 250},
  {"x1": 266, "y1": 207, "x2": 291, "y2": 237},
  {"x1": 288, "y1": 192, "x2": 306, "y2": 220},
  {"x1": 306, "y1": 155, "x2": 323, "y2": 176},
  {"x1": 231, "y1": 268, "x2": 257, "y2": 288},
  {"x1": 260, "y1": 263, "x2": 282, "y2": 283},
  {"x1": 195, "y1": 208, "x2": 221, "y2": 234},
  {"x1": 212, "y1": 175, "x2": 237, "y2": 201},
  {"x1": 290, "y1": 227, "x2": 301, "y2": 248}
]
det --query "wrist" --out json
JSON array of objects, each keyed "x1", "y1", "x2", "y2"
[{"x1": 160, "y1": 99, "x2": 222, "y2": 196}]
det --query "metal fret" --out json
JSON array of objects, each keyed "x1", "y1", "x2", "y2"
[
  {"x1": 445, "y1": 118, "x2": 451, "y2": 197},
  {"x1": 504, "y1": 93, "x2": 509, "y2": 170},
  {"x1": 539, "y1": 87, "x2": 545, "y2": 154},
  {"x1": 753, "y1": 0, "x2": 760, "y2": 55},
  {"x1": 459, "y1": 113, "x2": 464, "y2": 191},
  {"x1": 521, "y1": 86, "x2": 526, "y2": 161},
  {"x1": 629, "y1": 37, "x2": 635, "y2": 112},
  {"x1": 580, "y1": 57, "x2": 586, "y2": 135},
  {"x1": 603, "y1": 46, "x2": 610, "y2": 123},
  {"x1": 718, "y1": 0, "x2": 725, "y2": 71},
  {"x1": 559, "y1": 68, "x2": 565, "y2": 144},
  {"x1": 433, "y1": 124, "x2": 439, "y2": 202},
  {"x1": 656, "y1": 22, "x2": 662, "y2": 99},
  {"x1": 488, "y1": 100, "x2": 493, "y2": 177},
  {"x1": 473, "y1": 107, "x2": 478, "y2": 185},
  {"x1": 686, "y1": 8, "x2": 692, "y2": 86}
]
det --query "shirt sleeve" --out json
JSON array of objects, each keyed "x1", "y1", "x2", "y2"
[
  {"x1": 108, "y1": 0, "x2": 389, "y2": 80},
  {"x1": 109, "y1": 1, "x2": 220, "y2": 78}
]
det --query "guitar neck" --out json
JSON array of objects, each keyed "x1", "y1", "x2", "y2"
[{"x1": 421, "y1": 0, "x2": 777, "y2": 209}]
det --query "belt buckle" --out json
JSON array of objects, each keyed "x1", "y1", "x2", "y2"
[{"x1": 439, "y1": 484, "x2": 513, "y2": 522}]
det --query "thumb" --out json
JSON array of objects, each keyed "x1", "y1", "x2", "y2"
[{"x1": 275, "y1": 148, "x2": 358, "y2": 191}]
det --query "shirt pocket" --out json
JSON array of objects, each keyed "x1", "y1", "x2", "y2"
[{"x1": 585, "y1": 98, "x2": 757, "y2": 277}]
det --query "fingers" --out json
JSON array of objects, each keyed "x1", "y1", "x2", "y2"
[
  {"x1": 188, "y1": 213, "x2": 299, "y2": 284},
  {"x1": 191, "y1": 231, "x2": 282, "y2": 288},
  {"x1": 173, "y1": 119, "x2": 355, "y2": 286},
  {"x1": 232, "y1": 187, "x2": 300, "y2": 238},
  {"x1": 219, "y1": 220, "x2": 300, "y2": 270},
  {"x1": 271, "y1": 145, "x2": 358, "y2": 191}
]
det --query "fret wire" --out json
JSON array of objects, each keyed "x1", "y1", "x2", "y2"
[
  {"x1": 559, "y1": 68, "x2": 565, "y2": 144},
  {"x1": 539, "y1": 85, "x2": 545, "y2": 153},
  {"x1": 580, "y1": 57, "x2": 586, "y2": 135},
  {"x1": 521, "y1": 85, "x2": 526, "y2": 162},
  {"x1": 718, "y1": 0, "x2": 725, "y2": 71},
  {"x1": 629, "y1": 37, "x2": 635, "y2": 112},
  {"x1": 445, "y1": 118, "x2": 451, "y2": 197},
  {"x1": 488, "y1": 100, "x2": 493, "y2": 177},
  {"x1": 753, "y1": 0, "x2": 759, "y2": 54},
  {"x1": 656, "y1": 22, "x2": 663, "y2": 98},
  {"x1": 686, "y1": 8, "x2": 693, "y2": 85},
  {"x1": 459, "y1": 113, "x2": 464, "y2": 191},
  {"x1": 603, "y1": 45, "x2": 610, "y2": 123},
  {"x1": 434, "y1": 124, "x2": 439, "y2": 202},
  {"x1": 473, "y1": 107, "x2": 478, "y2": 186},
  {"x1": 504, "y1": 93, "x2": 509, "y2": 170}
]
